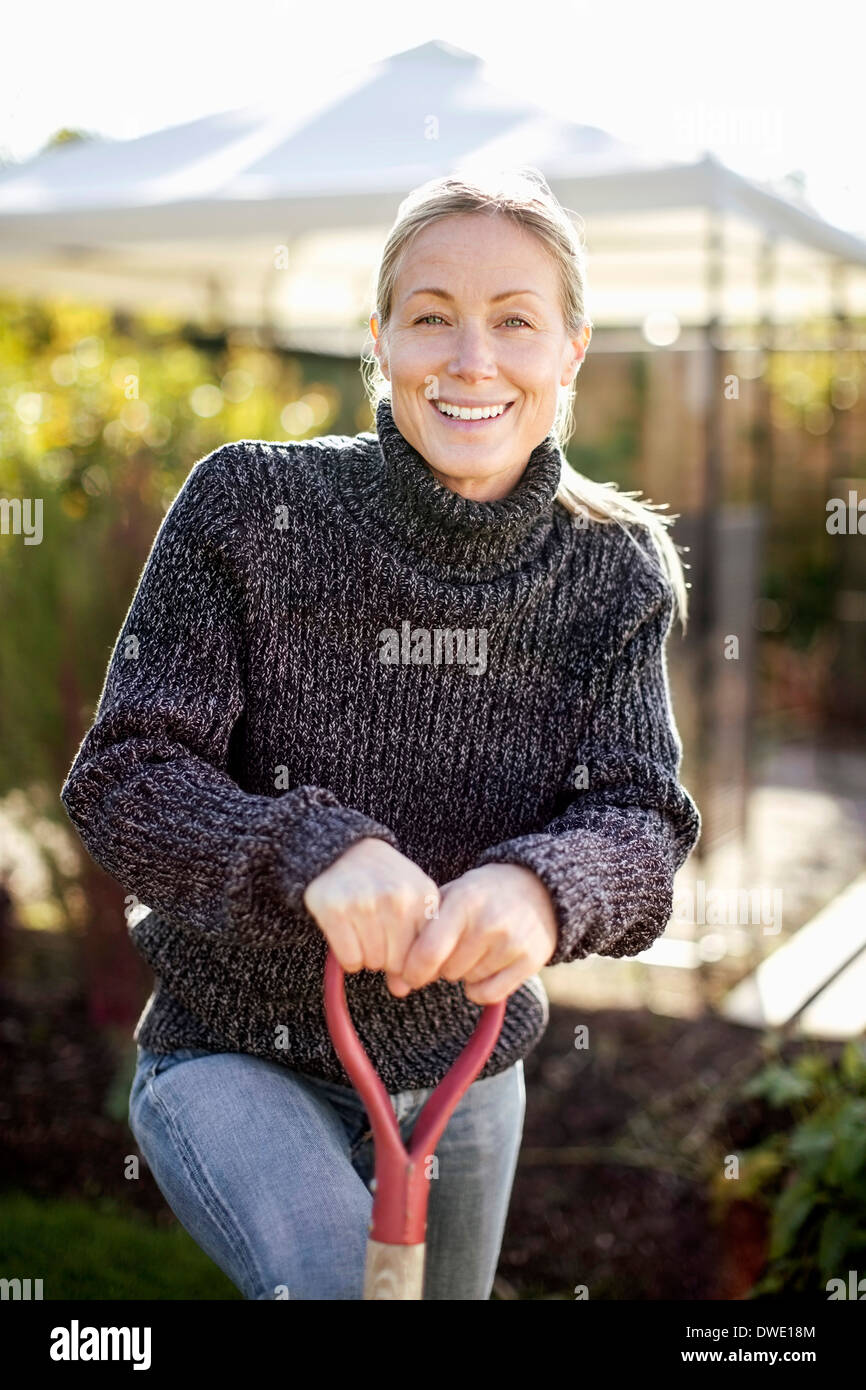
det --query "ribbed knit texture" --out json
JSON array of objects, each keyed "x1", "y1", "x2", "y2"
[{"x1": 59, "y1": 397, "x2": 701, "y2": 1091}]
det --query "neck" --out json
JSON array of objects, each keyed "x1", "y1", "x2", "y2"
[{"x1": 423, "y1": 449, "x2": 540, "y2": 504}]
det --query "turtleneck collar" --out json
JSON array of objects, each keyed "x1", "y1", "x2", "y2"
[{"x1": 334, "y1": 396, "x2": 567, "y2": 580}]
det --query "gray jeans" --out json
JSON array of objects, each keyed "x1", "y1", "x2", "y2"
[{"x1": 129, "y1": 1045, "x2": 525, "y2": 1300}]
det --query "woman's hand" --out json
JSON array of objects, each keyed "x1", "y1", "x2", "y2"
[
  {"x1": 387, "y1": 863, "x2": 560, "y2": 1004},
  {"x1": 303, "y1": 837, "x2": 440, "y2": 993}
]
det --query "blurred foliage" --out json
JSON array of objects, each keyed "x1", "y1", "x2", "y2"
[
  {"x1": 0, "y1": 292, "x2": 368, "y2": 821},
  {"x1": 761, "y1": 536, "x2": 837, "y2": 650},
  {"x1": 712, "y1": 1039, "x2": 866, "y2": 1297},
  {"x1": 566, "y1": 354, "x2": 646, "y2": 489}
]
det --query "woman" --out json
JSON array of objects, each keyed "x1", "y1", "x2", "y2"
[{"x1": 60, "y1": 167, "x2": 701, "y2": 1300}]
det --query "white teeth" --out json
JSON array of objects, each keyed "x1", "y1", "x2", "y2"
[{"x1": 434, "y1": 400, "x2": 508, "y2": 420}]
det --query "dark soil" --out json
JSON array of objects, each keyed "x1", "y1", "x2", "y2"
[{"x1": 501, "y1": 1005, "x2": 777, "y2": 1299}]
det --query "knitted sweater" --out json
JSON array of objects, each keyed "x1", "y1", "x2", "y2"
[{"x1": 59, "y1": 397, "x2": 701, "y2": 1092}]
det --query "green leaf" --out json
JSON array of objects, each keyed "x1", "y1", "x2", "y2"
[
  {"x1": 769, "y1": 1178, "x2": 816, "y2": 1260},
  {"x1": 741, "y1": 1064, "x2": 815, "y2": 1107},
  {"x1": 818, "y1": 1210, "x2": 866, "y2": 1280},
  {"x1": 825, "y1": 1110, "x2": 866, "y2": 1187},
  {"x1": 787, "y1": 1122, "x2": 835, "y2": 1164}
]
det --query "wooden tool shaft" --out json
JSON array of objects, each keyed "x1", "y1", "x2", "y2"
[{"x1": 364, "y1": 1238, "x2": 426, "y2": 1300}]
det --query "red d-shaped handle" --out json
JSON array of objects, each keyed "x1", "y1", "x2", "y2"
[{"x1": 323, "y1": 948, "x2": 506, "y2": 1245}]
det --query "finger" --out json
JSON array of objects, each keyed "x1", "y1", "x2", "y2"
[
  {"x1": 383, "y1": 896, "x2": 430, "y2": 976},
  {"x1": 463, "y1": 956, "x2": 532, "y2": 1004},
  {"x1": 398, "y1": 901, "x2": 466, "y2": 989},
  {"x1": 351, "y1": 910, "x2": 388, "y2": 972},
  {"x1": 326, "y1": 922, "x2": 365, "y2": 974},
  {"x1": 440, "y1": 912, "x2": 521, "y2": 981},
  {"x1": 385, "y1": 970, "x2": 411, "y2": 997},
  {"x1": 439, "y1": 929, "x2": 497, "y2": 982},
  {"x1": 460, "y1": 935, "x2": 521, "y2": 983}
]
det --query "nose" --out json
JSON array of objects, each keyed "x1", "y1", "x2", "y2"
[{"x1": 448, "y1": 323, "x2": 498, "y2": 382}]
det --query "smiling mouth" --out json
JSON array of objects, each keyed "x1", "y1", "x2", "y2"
[{"x1": 429, "y1": 398, "x2": 516, "y2": 425}]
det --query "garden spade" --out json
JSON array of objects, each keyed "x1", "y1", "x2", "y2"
[{"x1": 323, "y1": 947, "x2": 506, "y2": 1299}]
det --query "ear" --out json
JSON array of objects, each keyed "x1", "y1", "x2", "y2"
[
  {"x1": 561, "y1": 323, "x2": 591, "y2": 385},
  {"x1": 371, "y1": 317, "x2": 390, "y2": 380}
]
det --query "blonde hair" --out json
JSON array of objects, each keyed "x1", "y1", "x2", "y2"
[{"x1": 360, "y1": 166, "x2": 690, "y2": 629}]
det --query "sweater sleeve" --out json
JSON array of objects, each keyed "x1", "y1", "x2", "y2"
[
  {"x1": 471, "y1": 531, "x2": 701, "y2": 966},
  {"x1": 59, "y1": 444, "x2": 401, "y2": 948}
]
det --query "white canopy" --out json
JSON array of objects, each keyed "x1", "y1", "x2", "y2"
[{"x1": 1, "y1": 38, "x2": 864, "y2": 352}]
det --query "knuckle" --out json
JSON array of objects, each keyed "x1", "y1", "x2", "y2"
[
  {"x1": 360, "y1": 928, "x2": 386, "y2": 962},
  {"x1": 412, "y1": 938, "x2": 445, "y2": 971},
  {"x1": 331, "y1": 936, "x2": 363, "y2": 972},
  {"x1": 459, "y1": 883, "x2": 488, "y2": 915},
  {"x1": 486, "y1": 918, "x2": 514, "y2": 945},
  {"x1": 383, "y1": 882, "x2": 418, "y2": 915},
  {"x1": 340, "y1": 887, "x2": 378, "y2": 918}
]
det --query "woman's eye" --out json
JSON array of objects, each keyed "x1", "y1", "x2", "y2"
[{"x1": 413, "y1": 314, "x2": 532, "y2": 328}]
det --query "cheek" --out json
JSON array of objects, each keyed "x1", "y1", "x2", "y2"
[
  {"x1": 502, "y1": 338, "x2": 561, "y2": 381},
  {"x1": 382, "y1": 335, "x2": 425, "y2": 380}
]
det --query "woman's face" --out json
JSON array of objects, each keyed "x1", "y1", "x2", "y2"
[{"x1": 372, "y1": 212, "x2": 591, "y2": 500}]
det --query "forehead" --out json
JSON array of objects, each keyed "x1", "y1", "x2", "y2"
[{"x1": 395, "y1": 214, "x2": 559, "y2": 297}]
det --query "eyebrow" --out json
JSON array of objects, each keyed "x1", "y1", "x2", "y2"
[{"x1": 404, "y1": 287, "x2": 543, "y2": 303}]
